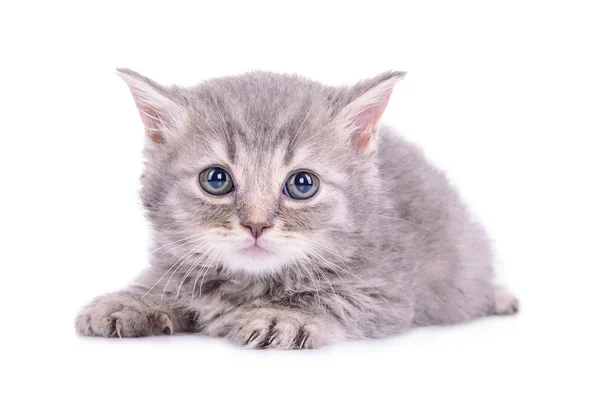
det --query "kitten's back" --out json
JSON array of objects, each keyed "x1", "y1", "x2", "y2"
[{"x1": 378, "y1": 127, "x2": 495, "y2": 325}]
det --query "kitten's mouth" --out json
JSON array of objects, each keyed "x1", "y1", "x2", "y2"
[{"x1": 239, "y1": 243, "x2": 272, "y2": 258}]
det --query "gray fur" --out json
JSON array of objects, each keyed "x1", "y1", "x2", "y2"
[{"x1": 75, "y1": 69, "x2": 518, "y2": 349}]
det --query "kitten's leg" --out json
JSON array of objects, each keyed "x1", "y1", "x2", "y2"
[
  {"x1": 492, "y1": 284, "x2": 520, "y2": 315},
  {"x1": 75, "y1": 291, "x2": 192, "y2": 338},
  {"x1": 206, "y1": 305, "x2": 345, "y2": 350}
]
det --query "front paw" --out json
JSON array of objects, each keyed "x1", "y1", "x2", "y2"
[
  {"x1": 227, "y1": 308, "x2": 342, "y2": 350},
  {"x1": 75, "y1": 293, "x2": 173, "y2": 338}
]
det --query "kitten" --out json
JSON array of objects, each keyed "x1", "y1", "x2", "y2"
[{"x1": 75, "y1": 69, "x2": 519, "y2": 349}]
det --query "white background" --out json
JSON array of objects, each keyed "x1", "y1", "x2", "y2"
[{"x1": 1, "y1": 1, "x2": 599, "y2": 399}]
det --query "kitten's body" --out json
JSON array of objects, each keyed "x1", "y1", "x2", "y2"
[{"x1": 76, "y1": 70, "x2": 517, "y2": 348}]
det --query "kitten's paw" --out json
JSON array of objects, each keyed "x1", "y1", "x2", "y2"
[
  {"x1": 493, "y1": 285, "x2": 520, "y2": 315},
  {"x1": 75, "y1": 293, "x2": 174, "y2": 338},
  {"x1": 227, "y1": 308, "x2": 342, "y2": 350}
]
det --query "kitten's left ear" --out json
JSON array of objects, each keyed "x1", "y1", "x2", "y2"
[
  {"x1": 116, "y1": 68, "x2": 185, "y2": 146},
  {"x1": 337, "y1": 71, "x2": 406, "y2": 152}
]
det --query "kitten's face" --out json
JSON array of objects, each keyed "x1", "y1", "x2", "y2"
[
  {"x1": 163, "y1": 122, "x2": 351, "y2": 274},
  {"x1": 119, "y1": 70, "x2": 403, "y2": 275}
]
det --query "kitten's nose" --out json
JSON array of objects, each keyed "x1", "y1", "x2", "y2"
[{"x1": 243, "y1": 221, "x2": 271, "y2": 239}]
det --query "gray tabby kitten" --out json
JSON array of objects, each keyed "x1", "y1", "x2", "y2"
[{"x1": 76, "y1": 69, "x2": 519, "y2": 349}]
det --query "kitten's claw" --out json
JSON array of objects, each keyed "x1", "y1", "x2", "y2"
[
  {"x1": 115, "y1": 319, "x2": 124, "y2": 338},
  {"x1": 156, "y1": 312, "x2": 174, "y2": 335},
  {"x1": 245, "y1": 329, "x2": 261, "y2": 345}
]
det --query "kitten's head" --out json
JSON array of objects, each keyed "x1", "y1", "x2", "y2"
[{"x1": 118, "y1": 69, "x2": 404, "y2": 275}]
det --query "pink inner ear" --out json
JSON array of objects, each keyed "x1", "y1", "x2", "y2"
[
  {"x1": 352, "y1": 96, "x2": 391, "y2": 150},
  {"x1": 132, "y1": 99, "x2": 166, "y2": 144}
]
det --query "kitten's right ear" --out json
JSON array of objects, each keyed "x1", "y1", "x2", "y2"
[
  {"x1": 116, "y1": 68, "x2": 185, "y2": 146},
  {"x1": 335, "y1": 71, "x2": 405, "y2": 153}
]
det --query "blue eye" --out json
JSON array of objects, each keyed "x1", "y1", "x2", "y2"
[
  {"x1": 199, "y1": 167, "x2": 234, "y2": 195},
  {"x1": 283, "y1": 171, "x2": 319, "y2": 200}
]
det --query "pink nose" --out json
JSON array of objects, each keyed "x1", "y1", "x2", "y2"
[{"x1": 243, "y1": 222, "x2": 271, "y2": 239}]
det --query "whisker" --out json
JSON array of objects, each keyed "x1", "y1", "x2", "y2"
[
  {"x1": 150, "y1": 232, "x2": 210, "y2": 255},
  {"x1": 142, "y1": 238, "x2": 212, "y2": 298},
  {"x1": 171, "y1": 246, "x2": 215, "y2": 307},
  {"x1": 193, "y1": 248, "x2": 224, "y2": 303},
  {"x1": 190, "y1": 255, "x2": 211, "y2": 304},
  {"x1": 175, "y1": 245, "x2": 218, "y2": 307},
  {"x1": 161, "y1": 242, "x2": 212, "y2": 299}
]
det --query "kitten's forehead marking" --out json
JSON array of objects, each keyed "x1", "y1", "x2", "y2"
[
  {"x1": 231, "y1": 141, "x2": 288, "y2": 191},
  {"x1": 227, "y1": 143, "x2": 289, "y2": 224}
]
